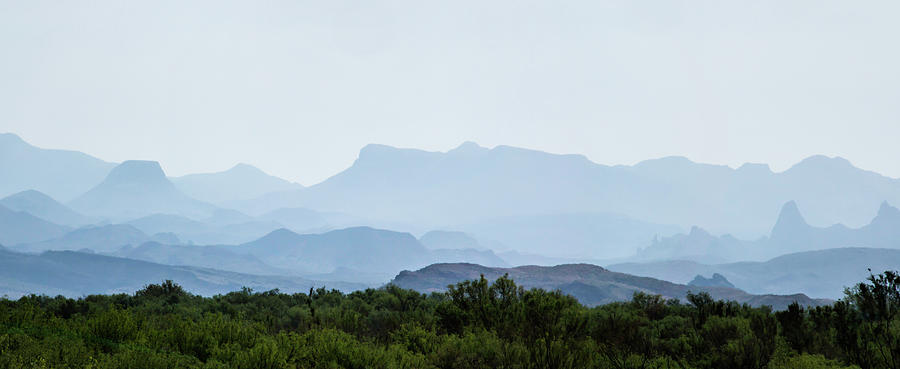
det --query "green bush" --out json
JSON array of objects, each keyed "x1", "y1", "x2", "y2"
[{"x1": 1, "y1": 274, "x2": 899, "y2": 368}]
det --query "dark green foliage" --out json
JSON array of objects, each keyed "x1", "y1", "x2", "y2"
[{"x1": 3, "y1": 273, "x2": 897, "y2": 368}]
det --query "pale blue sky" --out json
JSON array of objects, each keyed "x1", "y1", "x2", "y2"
[{"x1": 2, "y1": 0, "x2": 899, "y2": 185}]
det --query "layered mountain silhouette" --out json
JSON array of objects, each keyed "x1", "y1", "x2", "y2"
[
  {"x1": 17, "y1": 224, "x2": 179, "y2": 253},
  {"x1": 390, "y1": 263, "x2": 828, "y2": 310},
  {"x1": 0, "y1": 133, "x2": 115, "y2": 201},
  {"x1": 211, "y1": 227, "x2": 510, "y2": 283},
  {"x1": 5, "y1": 134, "x2": 900, "y2": 302},
  {"x1": 0, "y1": 190, "x2": 93, "y2": 226},
  {"x1": 419, "y1": 231, "x2": 508, "y2": 267},
  {"x1": 610, "y1": 247, "x2": 900, "y2": 300},
  {"x1": 0, "y1": 204, "x2": 70, "y2": 245},
  {"x1": 69, "y1": 160, "x2": 217, "y2": 220},
  {"x1": 256, "y1": 207, "x2": 330, "y2": 233},
  {"x1": 0, "y1": 247, "x2": 363, "y2": 298},
  {"x1": 234, "y1": 227, "x2": 434, "y2": 277},
  {"x1": 454, "y1": 213, "x2": 682, "y2": 258},
  {"x1": 172, "y1": 163, "x2": 303, "y2": 204},
  {"x1": 126, "y1": 213, "x2": 282, "y2": 245},
  {"x1": 635, "y1": 201, "x2": 900, "y2": 262},
  {"x1": 419, "y1": 230, "x2": 484, "y2": 250},
  {"x1": 113, "y1": 241, "x2": 283, "y2": 276},
  {"x1": 233, "y1": 142, "x2": 900, "y2": 241}
]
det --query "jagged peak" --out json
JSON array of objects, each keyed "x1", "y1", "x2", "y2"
[
  {"x1": 771, "y1": 200, "x2": 809, "y2": 234},
  {"x1": 873, "y1": 201, "x2": 900, "y2": 223},
  {"x1": 878, "y1": 201, "x2": 898, "y2": 216}
]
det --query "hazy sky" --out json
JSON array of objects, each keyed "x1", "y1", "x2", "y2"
[{"x1": 2, "y1": 1, "x2": 899, "y2": 185}]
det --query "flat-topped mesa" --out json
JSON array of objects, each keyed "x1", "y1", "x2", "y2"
[{"x1": 786, "y1": 155, "x2": 856, "y2": 173}]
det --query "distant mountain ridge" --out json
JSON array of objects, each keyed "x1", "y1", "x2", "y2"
[
  {"x1": 87, "y1": 227, "x2": 512, "y2": 285},
  {"x1": 69, "y1": 160, "x2": 217, "y2": 220},
  {"x1": 234, "y1": 227, "x2": 435, "y2": 277},
  {"x1": 7, "y1": 134, "x2": 900, "y2": 260},
  {"x1": 610, "y1": 247, "x2": 900, "y2": 299},
  {"x1": 16, "y1": 224, "x2": 179, "y2": 253},
  {"x1": 0, "y1": 190, "x2": 93, "y2": 226},
  {"x1": 0, "y1": 133, "x2": 115, "y2": 201},
  {"x1": 229, "y1": 142, "x2": 900, "y2": 250},
  {"x1": 0, "y1": 247, "x2": 364, "y2": 298},
  {"x1": 172, "y1": 163, "x2": 303, "y2": 204},
  {"x1": 0, "y1": 204, "x2": 70, "y2": 245},
  {"x1": 636, "y1": 201, "x2": 900, "y2": 262},
  {"x1": 391, "y1": 263, "x2": 828, "y2": 310},
  {"x1": 125, "y1": 213, "x2": 282, "y2": 245}
]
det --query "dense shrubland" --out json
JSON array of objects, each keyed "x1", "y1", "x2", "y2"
[{"x1": 2, "y1": 272, "x2": 899, "y2": 368}]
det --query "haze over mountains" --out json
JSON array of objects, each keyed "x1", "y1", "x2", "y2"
[
  {"x1": 636, "y1": 200, "x2": 900, "y2": 263},
  {"x1": 69, "y1": 160, "x2": 217, "y2": 220},
  {"x1": 172, "y1": 163, "x2": 303, "y2": 205},
  {"x1": 0, "y1": 133, "x2": 115, "y2": 201},
  {"x1": 391, "y1": 263, "x2": 828, "y2": 310},
  {"x1": 610, "y1": 247, "x2": 900, "y2": 300},
  {"x1": 1, "y1": 190, "x2": 93, "y2": 226},
  {"x1": 0, "y1": 247, "x2": 363, "y2": 299},
  {"x1": 3, "y1": 132, "x2": 900, "y2": 304},
  {"x1": 230, "y1": 142, "x2": 900, "y2": 241},
  {"x1": 0, "y1": 204, "x2": 70, "y2": 245}
]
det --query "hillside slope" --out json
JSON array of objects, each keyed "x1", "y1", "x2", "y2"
[
  {"x1": 0, "y1": 133, "x2": 115, "y2": 201},
  {"x1": 391, "y1": 263, "x2": 828, "y2": 309},
  {"x1": 0, "y1": 204, "x2": 70, "y2": 245},
  {"x1": 69, "y1": 160, "x2": 216, "y2": 220},
  {"x1": 0, "y1": 247, "x2": 363, "y2": 298},
  {"x1": 0, "y1": 190, "x2": 93, "y2": 226},
  {"x1": 610, "y1": 247, "x2": 900, "y2": 299}
]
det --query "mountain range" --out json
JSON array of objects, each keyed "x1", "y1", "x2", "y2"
[
  {"x1": 0, "y1": 133, "x2": 115, "y2": 201},
  {"x1": 69, "y1": 160, "x2": 217, "y2": 220},
  {"x1": 125, "y1": 213, "x2": 282, "y2": 245},
  {"x1": 7, "y1": 134, "x2": 900, "y2": 259},
  {"x1": 390, "y1": 263, "x2": 829, "y2": 310},
  {"x1": 0, "y1": 246, "x2": 364, "y2": 299},
  {"x1": 27, "y1": 226, "x2": 512, "y2": 285},
  {"x1": 0, "y1": 204, "x2": 70, "y2": 245},
  {"x1": 228, "y1": 142, "x2": 900, "y2": 242},
  {"x1": 4, "y1": 132, "x2": 900, "y2": 302},
  {"x1": 14, "y1": 224, "x2": 179, "y2": 253},
  {"x1": 609, "y1": 247, "x2": 900, "y2": 300},
  {"x1": 0, "y1": 190, "x2": 94, "y2": 226},
  {"x1": 635, "y1": 201, "x2": 900, "y2": 263},
  {"x1": 172, "y1": 163, "x2": 303, "y2": 205}
]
